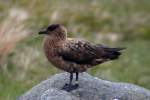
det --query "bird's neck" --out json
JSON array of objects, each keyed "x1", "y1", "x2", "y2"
[
  {"x1": 43, "y1": 35, "x2": 66, "y2": 48},
  {"x1": 50, "y1": 31, "x2": 67, "y2": 42}
]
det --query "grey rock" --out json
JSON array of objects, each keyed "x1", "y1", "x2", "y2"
[{"x1": 18, "y1": 72, "x2": 150, "y2": 100}]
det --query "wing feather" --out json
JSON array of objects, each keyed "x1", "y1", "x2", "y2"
[
  {"x1": 58, "y1": 40, "x2": 99, "y2": 64},
  {"x1": 58, "y1": 39, "x2": 124, "y2": 65}
]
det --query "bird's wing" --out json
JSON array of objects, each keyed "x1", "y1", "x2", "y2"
[{"x1": 58, "y1": 40, "x2": 101, "y2": 64}]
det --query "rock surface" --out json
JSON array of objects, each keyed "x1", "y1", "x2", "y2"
[{"x1": 18, "y1": 72, "x2": 150, "y2": 100}]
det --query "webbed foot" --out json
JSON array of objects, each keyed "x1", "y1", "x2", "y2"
[{"x1": 62, "y1": 83, "x2": 79, "y2": 92}]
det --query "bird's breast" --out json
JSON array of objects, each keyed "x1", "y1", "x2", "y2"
[{"x1": 43, "y1": 38, "x2": 58, "y2": 60}]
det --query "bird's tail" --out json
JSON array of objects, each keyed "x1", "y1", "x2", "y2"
[{"x1": 102, "y1": 47, "x2": 125, "y2": 60}]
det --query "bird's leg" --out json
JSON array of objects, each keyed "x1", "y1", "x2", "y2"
[
  {"x1": 75, "y1": 72, "x2": 78, "y2": 81},
  {"x1": 61, "y1": 72, "x2": 73, "y2": 91},
  {"x1": 62, "y1": 72, "x2": 78, "y2": 92},
  {"x1": 75, "y1": 72, "x2": 79, "y2": 87},
  {"x1": 69, "y1": 72, "x2": 73, "y2": 86}
]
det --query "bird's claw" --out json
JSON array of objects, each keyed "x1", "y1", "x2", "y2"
[{"x1": 62, "y1": 83, "x2": 79, "y2": 92}]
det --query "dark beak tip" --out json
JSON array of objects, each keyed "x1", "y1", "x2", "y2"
[
  {"x1": 38, "y1": 30, "x2": 47, "y2": 34},
  {"x1": 38, "y1": 31, "x2": 43, "y2": 34}
]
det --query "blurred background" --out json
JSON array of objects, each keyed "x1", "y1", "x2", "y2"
[{"x1": 0, "y1": 0, "x2": 150, "y2": 99}]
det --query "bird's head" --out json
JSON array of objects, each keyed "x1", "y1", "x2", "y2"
[{"x1": 39, "y1": 24, "x2": 67, "y2": 39}]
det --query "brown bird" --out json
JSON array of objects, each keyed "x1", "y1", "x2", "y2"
[{"x1": 39, "y1": 24, "x2": 125, "y2": 91}]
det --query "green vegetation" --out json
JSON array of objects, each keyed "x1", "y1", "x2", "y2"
[{"x1": 0, "y1": 0, "x2": 150, "y2": 100}]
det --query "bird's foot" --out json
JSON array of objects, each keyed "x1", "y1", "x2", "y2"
[{"x1": 61, "y1": 83, "x2": 79, "y2": 92}]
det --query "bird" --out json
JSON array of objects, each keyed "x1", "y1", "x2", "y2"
[{"x1": 39, "y1": 24, "x2": 125, "y2": 92}]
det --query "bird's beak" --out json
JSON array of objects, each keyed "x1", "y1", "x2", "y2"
[{"x1": 38, "y1": 29, "x2": 47, "y2": 34}]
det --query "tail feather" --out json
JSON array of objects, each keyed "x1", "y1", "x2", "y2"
[{"x1": 102, "y1": 47, "x2": 125, "y2": 60}]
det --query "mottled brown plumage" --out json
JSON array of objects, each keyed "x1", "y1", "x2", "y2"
[{"x1": 39, "y1": 24, "x2": 125, "y2": 91}]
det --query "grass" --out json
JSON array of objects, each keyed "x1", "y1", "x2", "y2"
[
  {"x1": 1, "y1": 0, "x2": 149, "y2": 39},
  {"x1": 0, "y1": 7, "x2": 30, "y2": 62},
  {"x1": 90, "y1": 40, "x2": 150, "y2": 88},
  {"x1": 0, "y1": 0, "x2": 150, "y2": 100}
]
